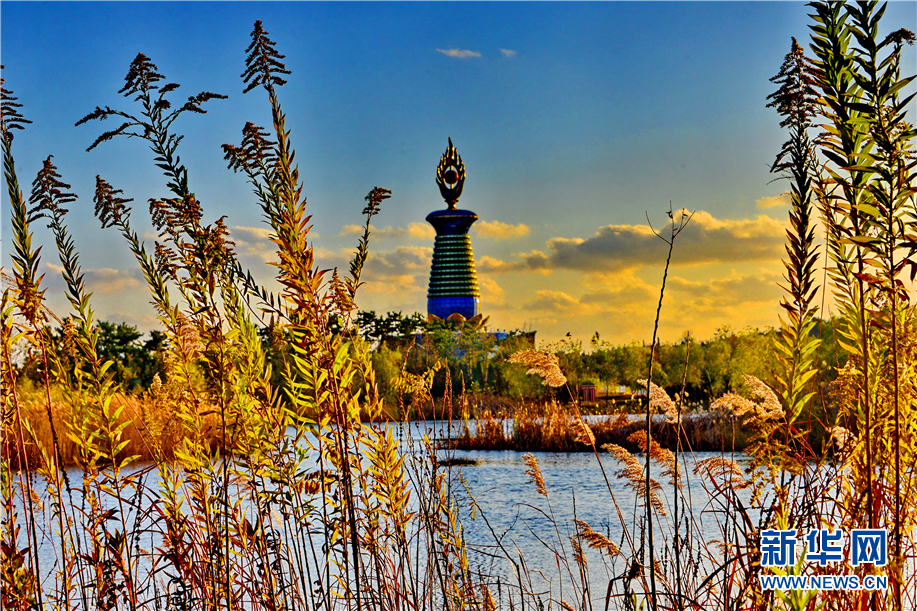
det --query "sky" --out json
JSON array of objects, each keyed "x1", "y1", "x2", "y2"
[{"x1": 2, "y1": 1, "x2": 915, "y2": 347}]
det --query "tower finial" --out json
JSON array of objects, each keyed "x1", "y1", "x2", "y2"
[{"x1": 435, "y1": 137, "x2": 465, "y2": 209}]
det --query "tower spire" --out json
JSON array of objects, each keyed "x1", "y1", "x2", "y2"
[{"x1": 435, "y1": 137, "x2": 465, "y2": 209}]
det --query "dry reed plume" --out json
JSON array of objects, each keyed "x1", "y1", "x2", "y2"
[
  {"x1": 508, "y1": 350, "x2": 566, "y2": 387},
  {"x1": 571, "y1": 416, "x2": 595, "y2": 446},
  {"x1": 634, "y1": 379, "x2": 678, "y2": 422},
  {"x1": 602, "y1": 442, "x2": 666, "y2": 516},
  {"x1": 522, "y1": 452, "x2": 547, "y2": 497},
  {"x1": 574, "y1": 519, "x2": 621, "y2": 557}
]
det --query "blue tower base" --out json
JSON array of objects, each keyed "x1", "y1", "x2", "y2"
[{"x1": 428, "y1": 296, "x2": 479, "y2": 320}]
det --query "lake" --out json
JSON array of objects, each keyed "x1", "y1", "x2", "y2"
[
  {"x1": 11, "y1": 419, "x2": 760, "y2": 608},
  {"x1": 413, "y1": 420, "x2": 760, "y2": 607}
]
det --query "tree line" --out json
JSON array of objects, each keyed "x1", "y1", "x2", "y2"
[{"x1": 16, "y1": 311, "x2": 848, "y2": 409}]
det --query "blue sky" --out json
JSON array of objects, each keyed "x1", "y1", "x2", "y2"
[{"x1": 2, "y1": 2, "x2": 915, "y2": 345}]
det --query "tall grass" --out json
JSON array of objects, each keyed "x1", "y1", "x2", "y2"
[{"x1": 2, "y1": 383, "x2": 199, "y2": 469}]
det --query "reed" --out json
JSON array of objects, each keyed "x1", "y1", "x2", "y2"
[
  {"x1": 2, "y1": 384, "x2": 205, "y2": 469},
  {"x1": 448, "y1": 398, "x2": 776, "y2": 454}
]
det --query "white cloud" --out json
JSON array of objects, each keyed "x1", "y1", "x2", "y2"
[
  {"x1": 668, "y1": 270, "x2": 782, "y2": 308},
  {"x1": 407, "y1": 222, "x2": 436, "y2": 240},
  {"x1": 478, "y1": 275, "x2": 506, "y2": 308},
  {"x1": 436, "y1": 48, "x2": 482, "y2": 59},
  {"x1": 232, "y1": 226, "x2": 277, "y2": 262},
  {"x1": 522, "y1": 290, "x2": 583, "y2": 313},
  {"x1": 107, "y1": 311, "x2": 160, "y2": 329},
  {"x1": 339, "y1": 224, "x2": 363, "y2": 237},
  {"x1": 493, "y1": 268, "x2": 785, "y2": 344},
  {"x1": 45, "y1": 263, "x2": 142, "y2": 295},
  {"x1": 360, "y1": 274, "x2": 424, "y2": 297},
  {"x1": 351, "y1": 245, "x2": 437, "y2": 306},
  {"x1": 516, "y1": 282, "x2": 651, "y2": 325},
  {"x1": 233, "y1": 226, "x2": 274, "y2": 240},
  {"x1": 365, "y1": 246, "x2": 433, "y2": 276},
  {"x1": 500, "y1": 49, "x2": 517, "y2": 57},
  {"x1": 477, "y1": 252, "x2": 551, "y2": 274}
]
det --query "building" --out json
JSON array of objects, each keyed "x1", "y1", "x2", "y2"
[{"x1": 426, "y1": 138, "x2": 481, "y2": 322}]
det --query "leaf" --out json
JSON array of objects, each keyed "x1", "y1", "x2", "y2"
[
  {"x1": 854, "y1": 202, "x2": 881, "y2": 218},
  {"x1": 907, "y1": 260, "x2": 917, "y2": 282},
  {"x1": 843, "y1": 236, "x2": 881, "y2": 247},
  {"x1": 869, "y1": 318, "x2": 887, "y2": 331},
  {"x1": 851, "y1": 271, "x2": 883, "y2": 285}
]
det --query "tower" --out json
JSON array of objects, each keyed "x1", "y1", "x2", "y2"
[{"x1": 426, "y1": 138, "x2": 481, "y2": 321}]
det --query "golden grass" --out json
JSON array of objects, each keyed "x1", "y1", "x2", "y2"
[
  {"x1": 448, "y1": 399, "x2": 762, "y2": 453},
  {"x1": 5, "y1": 381, "x2": 221, "y2": 468}
]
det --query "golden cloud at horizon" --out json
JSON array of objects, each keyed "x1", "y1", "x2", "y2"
[
  {"x1": 473, "y1": 220, "x2": 530, "y2": 240},
  {"x1": 339, "y1": 222, "x2": 434, "y2": 240},
  {"x1": 756, "y1": 192, "x2": 790, "y2": 209},
  {"x1": 480, "y1": 210, "x2": 785, "y2": 274}
]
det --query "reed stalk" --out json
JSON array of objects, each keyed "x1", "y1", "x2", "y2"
[{"x1": 642, "y1": 204, "x2": 692, "y2": 611}]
